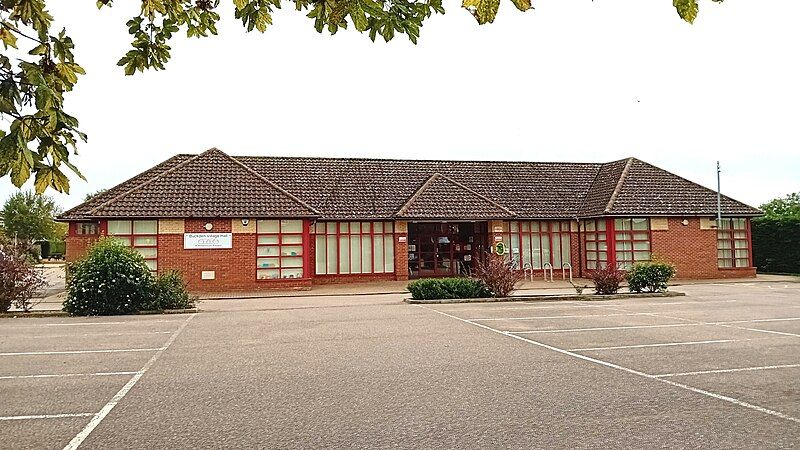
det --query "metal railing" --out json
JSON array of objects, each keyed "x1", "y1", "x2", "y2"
[{"x1": 523, "y1": 262, "x2": 534, "y2": 282}]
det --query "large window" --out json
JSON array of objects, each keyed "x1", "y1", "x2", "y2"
[
  {"x1": 502, "y1": 221, "x2": 572, "y2": 270},
  {"x1": 257, "y1": 220, "x2": 304, "y2": 280},
  {"x1": 314, "y1": 222, "x2": 395, "y2": 275},
  {"x1": 614, "y1": 218, "x2": 651, "y2": 269},
  {"x1": 583, "y1": 219, "x2": 608, "y2": 270},
  {"x1": 718, "y1": 218, "x2": 750, "y2": 268},
  {"x1": 107, "y1": 220, "x2": 158, "y2": 271}
]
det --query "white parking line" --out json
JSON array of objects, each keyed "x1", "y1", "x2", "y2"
[
  {"x1": 510, "y1": 323, "x2": 700, "y2": 334},
  {"x1": 600, "y1": 300, "x2": 739, "y2": 307},
  {"x1": 0, "y1": 372, "x2": 138, "y2": 380},
  {"x1": 715, "y1": 317, "x2": 800, "y2": 324},
  {"x1": 471, "y1": 313, "x2": 649, "y2": 321},
  {"x1": 1, "y1": 320, "x2": 187, "y2": 329},
  {"x1": 0, "y1": 413, "x2": 95, "y2": 421},
  {"x1": 18, "y1": 331, "x2": 174, "y2": 339},
  {"x1": 569, "y1": 339, "x2": 745, "y2": 352},
  {"x1": 420, "y1": 305, "x2": 800, "y2": 424},
  {"x1": 0, "y1": 348, "x2": 165, "y2": 356},
  {"x1": 655, "y1": 364, "x2": 800, "y2": 378},
  {"x1": 63, "y1": 314, "x2": 196, "y2": 450}
]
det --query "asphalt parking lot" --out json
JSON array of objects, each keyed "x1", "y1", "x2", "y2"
[{"x1": 1, "y1": 281, "x2": 799, "y2": 449}]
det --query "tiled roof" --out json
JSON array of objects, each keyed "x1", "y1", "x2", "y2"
[
  {"x1": 397, "y1": 173, "x2": 516, "y2": 220},
  {"x1": 59, "y1": 148, "x2": 760, "y2": 221},
  {"x1": 605, "y1": 158, "x2": 761, "y2": 216},
  {"x1": 61, "y1": 149, "x2": 317, "y2": 219}
]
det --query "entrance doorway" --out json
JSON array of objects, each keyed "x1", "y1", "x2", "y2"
[{"x1": 407, "y1": 222, "x2": 487, "y2": 278}]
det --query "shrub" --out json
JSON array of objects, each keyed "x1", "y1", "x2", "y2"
[
  {"x1": 0, "y1": 248, "x2": 47, "y2": 312},
  {"x1": 473, "y1": 256, "x2": 524, "y2": 298},
  {"x1": 590, "y1": 266, "x2": 625, "y2": 295},
  {"x1": 147, "y1": 270, "x2": 196, "y2": 310},
  {"x1": 626, "y1": 261, "x2": 676, "y2": 293},
  {"x1": 64, "y1": 238, "x2": 156, "y2": 316},
  {"x1": 407, "y1": 278, "x2": 491, "y2": 300}
]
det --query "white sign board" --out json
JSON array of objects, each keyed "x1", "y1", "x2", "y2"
[{"x1": 184, "y1": 233, "x2": 233, "y2": 249}]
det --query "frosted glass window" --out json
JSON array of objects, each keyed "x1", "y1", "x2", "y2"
[
  {"x1": 257, "y1": 220, "x2": 279, "y2": 233},
  {"x1": 108, "y1": 220, "x2": 131, "y2": 235},
  {"x1": 133, "y1": 220, "x2": 157, "y2": 234}
]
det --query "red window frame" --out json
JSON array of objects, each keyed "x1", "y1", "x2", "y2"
[
  {"x1": 107, "y1": 220, "x2": 158, "y2": 272},
  {"x1": 314, "y1": 221, "x2": 395, "y2": 275},
  {"x1": 583, "y1": 219, "x2": 609, "y2": 270},
  {"x1": 501, "y1": 221, "x2": 572, "y2": 270},
  {"x1": 717, "y1": 218, "x2": 750, "y2": 268},
  {"x1": 256, "y1": 219, "x2": 305, "y2": 280},
  {"x1": 613, "y1": 218, "x2": 651, "y2": 269}
]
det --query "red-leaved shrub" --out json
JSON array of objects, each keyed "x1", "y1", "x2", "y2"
[
  {"x1": 473, "y1": 256, "x2": 524, "y2": 297},
  {"x1": 0, "y1": 248, "x2": 47, "y2": 312},
  {"x1": 589, "y1": 265, "x2": 625, "y2": 295}
]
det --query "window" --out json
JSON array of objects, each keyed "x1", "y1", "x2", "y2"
[
  {"x1": 107, "y1": 220, "x2": 158, "y2": 271},
  {"x1": 614, "y1": 218, "x2": 651, "y2": 269},
  {"x1": 75, "y1": 222, "x2": 99, "y2": 235},
  {"x1": 501, "y1": 221, "x2": 572, "y2": 270},
  {"x1": 257, "y1": 220, "x2": 304, "y2": 280},
  {"x1": 718, "y1": 218, "x2": 750, "y2": 268},
  {"x1": 314, "y1": 222, "x2": 395, "y2": 275},
  {"x1": 583, "y1": 219, "x2": 608, "y2": 270}
]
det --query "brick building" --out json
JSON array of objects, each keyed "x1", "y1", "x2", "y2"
[{"x1": 59, "y1": 148, "x2": 760, "y2": 292}]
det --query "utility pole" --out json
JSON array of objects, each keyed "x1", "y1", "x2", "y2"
[{"x1": 716, "y1": 161, "x2": 722, "y2": 228}]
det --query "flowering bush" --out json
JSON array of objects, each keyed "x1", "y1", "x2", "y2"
[
  {"x1": 64, "y1": 238, "x2": 156, "y2": 316},
  {"x1": 473, "y1": 256, "x2": 524, "y2": 297},
  {"x1": 0, "y1": 248, "x2": 47, "y2": 312}
]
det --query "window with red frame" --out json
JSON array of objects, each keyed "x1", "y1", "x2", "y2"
[
  {"x1": 256, "y1": 220, "x2": 304, "y2": 280},
  {"x1": 501, "y1": 221, "x2": 572, "y2": 270},
  {"x1": 314, "y1": 222, "x2": 395, "y2": 275},
  {"x1": 717, "y1": 218, "x2": 749, "y2": 268},
  {"x1": 107, "y1": 220, "x2": 158, "y2": 271},
  {"x1": 583, "y1": 219, "x2": 608, "y2": 270},
  {"x1": 614, "y1": 218, "x2": 651, "y2": 269}
]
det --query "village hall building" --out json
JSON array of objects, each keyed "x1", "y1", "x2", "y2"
[{"x1": 59, "y1": 148, "x2": 760, "y2": 292}]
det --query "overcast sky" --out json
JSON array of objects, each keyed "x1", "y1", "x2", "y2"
[{"x1": 1, "y1": 0, "x2": 798, "y2": 211}]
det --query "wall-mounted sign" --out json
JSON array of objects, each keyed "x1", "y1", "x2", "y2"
[
  {"x1": 398, "y1": 236, "x2": 407, "y2": 243},
  {"x1": 494, "y1": 242, "x2": 507, "y2": 255},
  {"x1": 184, "y1": 233, "x2": 233, "y2": 249}
]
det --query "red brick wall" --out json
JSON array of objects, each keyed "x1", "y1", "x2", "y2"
[
  {"x1": 159, "y1": 218, "x2": 310, "y2": 293},
  {"x1": 65, "y1": 222, "x2": 102, "y2": 262},
  {"x1": 651, "y1": 217, "x2": 756, "y2": 279}
]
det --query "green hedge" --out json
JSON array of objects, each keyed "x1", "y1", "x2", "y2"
[
  {"x1": 407, "y1": 278, "x2": 491, "y2": 300},
  {"x1": 752, "y1": 218, "x2": 800, "y2": 274}
]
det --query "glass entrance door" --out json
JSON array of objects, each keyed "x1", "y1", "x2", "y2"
[{"x1": 418, "y1": 234, "x2": 454, "y2": 277}]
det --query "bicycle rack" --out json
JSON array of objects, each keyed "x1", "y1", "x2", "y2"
[
  {"x1": 562, "y1": 262, "x2": 573, "y2": 283},
  {"x1": 523, "y1": 262, "x2": 533, "y2": 282},
  {"x1": 543, "y1": 262, "x2": 554, "y2": 282}
]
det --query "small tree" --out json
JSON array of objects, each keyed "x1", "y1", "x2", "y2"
[
  {"x1": 1, "y1": 191, "x2": 63, "y2": 252},
  {"x1": 473, "y1": 255, "x2": 523, "y2": 298},
  {"x1": 0, "y1": 248, "x2": 47, "y2": 312}
]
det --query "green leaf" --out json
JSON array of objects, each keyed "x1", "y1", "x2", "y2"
[
  {"x1": 0, "y1": 26, "x2": 18, "y2": 49},
  {"x1": 510, "y1": 0, "x2": 531, "y2": 12},
  {"x1": 463, "y1": 0, "x2": 500, "y2": 24},
  {"x1": 351, "y1": 1, "x2": 369, "y2": 32},
  {"x1": 674, "y1": 0, "x2": 699, "y2": 24}
]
